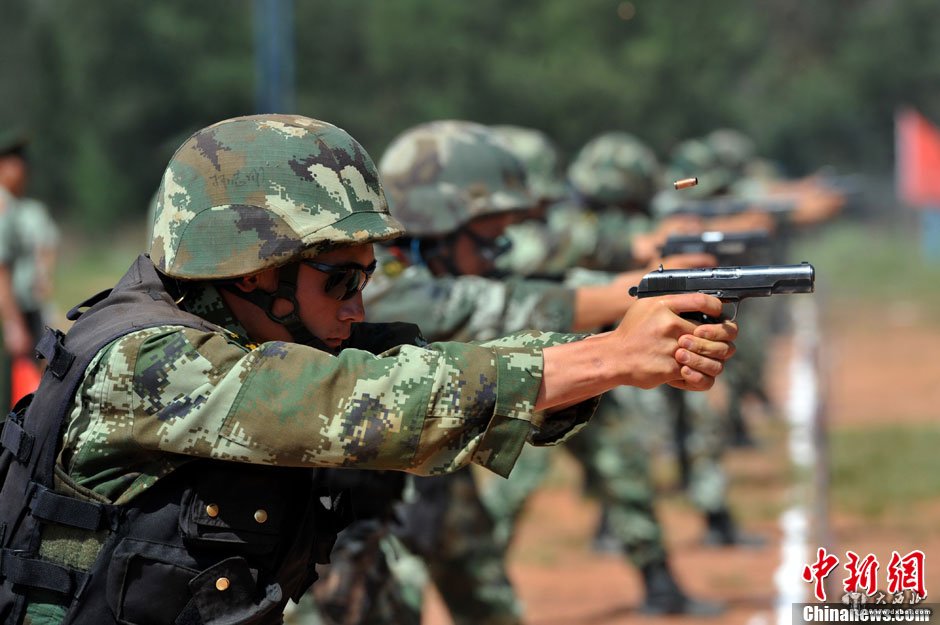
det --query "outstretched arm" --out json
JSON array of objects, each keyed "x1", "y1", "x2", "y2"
[{"x1": 538, "y1": 292, "x2": 736, "y2": 411}]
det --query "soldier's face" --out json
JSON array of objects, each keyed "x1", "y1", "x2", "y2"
[
  {"x1": 0, "y1": 155, "x2": 27, "y2": 197},
  {"x1": 452, "y1": 213, "x2": 514, "y2": 276},
  {"x1": 294, "y1": 243, "x2": 374, "y2": 351}
]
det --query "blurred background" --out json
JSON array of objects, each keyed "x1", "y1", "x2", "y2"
[
  {"x1": 4, "y1": 0, "x2": 940, "y2": 234},
  {"x1": 3, "y1": 1, "x2": 940, "y2": 623}
]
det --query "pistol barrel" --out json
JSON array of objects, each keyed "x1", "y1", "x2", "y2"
[{"x1": 629, "y1": 263, "x2": 815, "y2": 300}]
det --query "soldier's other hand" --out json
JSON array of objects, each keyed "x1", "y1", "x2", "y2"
[
  {"x1": 668, "y1": 321, "x2": 738, "y2": 391},
  {"x1": 613, "y1": 293, "x2": 736, "y2": 391}
]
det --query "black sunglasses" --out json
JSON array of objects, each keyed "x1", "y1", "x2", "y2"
[
  {"x1": 456, "y1": 227, "x2": 513, "y2": 263},
  {"x1": 301, "y1": 259, "x2": 377, "y2": 301}
]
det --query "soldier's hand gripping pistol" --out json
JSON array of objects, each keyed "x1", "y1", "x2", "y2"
[{"x1": 629, "y1": 262, "x2": 815, "y2": 323}]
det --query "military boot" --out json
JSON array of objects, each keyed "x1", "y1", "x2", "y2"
[
  {"x1": 640, "y1": 560, "x2": 724, "y2": 616},
  {"x1": 703, "y1": 508, "x2": 766, "y2": 547}
]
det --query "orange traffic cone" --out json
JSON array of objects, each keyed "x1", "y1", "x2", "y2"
[{"x1": 11, "y1": 357, "x2": 41, "y2": 408}]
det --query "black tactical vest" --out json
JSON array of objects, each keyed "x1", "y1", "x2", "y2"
[{"x1": 0, "y1": 255, "x2": 351, "y2": 625}]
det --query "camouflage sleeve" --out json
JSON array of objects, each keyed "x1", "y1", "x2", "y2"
[
  {"x1": 364, "y1": 269, "x2": 575, "y2": 341},
  {"x1": 64, "y1": 325, "x2": 595, "y2": 502}
]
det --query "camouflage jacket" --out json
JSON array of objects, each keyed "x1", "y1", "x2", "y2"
[{"x1": 58, "y1": 277, "x2": 596, "y2": 508}]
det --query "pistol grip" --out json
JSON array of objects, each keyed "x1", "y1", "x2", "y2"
[
  {"x1": 680, "y1": 312, "x2": 723, "y2": 324},
  {"x1": 680, "y1": 302, "x2": 737, "y2": 324}
]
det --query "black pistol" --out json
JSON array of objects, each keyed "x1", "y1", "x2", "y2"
[
  {"x1": 628, "y1": 262, "x2": 815, "y2": 323},
  {"x1": 659, "y1": 229, "x2": 772, "y2": 265},
  {"x1": 669, "y1": 197, "x2": 795, "y2": 219}
]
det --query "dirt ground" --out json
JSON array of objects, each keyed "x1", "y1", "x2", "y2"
[{"x1": 423, "y1": 309, "x2": 940, "y2": 625}]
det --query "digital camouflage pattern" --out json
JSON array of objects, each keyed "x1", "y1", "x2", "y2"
[
  {"x1": 290, "y1": 252, "x2": 588, "y2": 625},
  {"x1": 58, "y1": 283, "x2": 597, "y2": 506},
  {"x1": 325, "y1": 250, "x2": 584, "y2": 625},
  {"x1": 378, "y1": 120, "x2": 532, "y2": 237},
  {"x1": 567, "y1": 132, "x2": 660, "y2": 207},
  {"x1": 150, "y1": 114, "x2": 403, "y2": 280},
  {"x1": 490, "y1": 125, "x2": 566, "y2": 202}
]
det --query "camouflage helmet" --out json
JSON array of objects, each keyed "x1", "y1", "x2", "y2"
[
  {"x1": 567, "y1": 132, "x2": 660, "y2": 207},
  {"x1": 706, "y1": 128, "x2": 756, "y2": 179},
  {"x1": 666, "y1": 137, "x2": 736, "y2": 199},
  {"x1": 491, "y1": 125, "x2": 566, "y2": 201},
  {"x1": 150, "y1": 114, "x2": 403, "y2": 280},
  {"x1": 378, "y1": 120, "x2": 533, "y2": 238}
]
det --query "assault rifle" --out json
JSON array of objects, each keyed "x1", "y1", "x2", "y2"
[
  {"x1": 629, "y1": 262, "x2": 815, "y2": 322},
  {"x1": 659, "y1": 230, "x2": 771, "y2": 265}
]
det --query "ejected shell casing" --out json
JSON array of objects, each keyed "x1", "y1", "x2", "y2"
[{"x1": 673, "y1": 177, "x2": 698, "y2": 190}]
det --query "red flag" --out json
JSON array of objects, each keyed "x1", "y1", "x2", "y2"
[
  {"x1": 11, "y1": 357, "x2": 41, "y2": 408},
  {"x1": 896, "y1": 108, "x2": 940, "y2": 207}
]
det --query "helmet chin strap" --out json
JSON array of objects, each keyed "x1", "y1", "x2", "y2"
[{"x1": 221, "y1": 263, "x2": 331, "y2": 351}]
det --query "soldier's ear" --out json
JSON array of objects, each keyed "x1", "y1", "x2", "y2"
[{"x1": 233, "y1": 268, "x2": 277, "y2": 293}]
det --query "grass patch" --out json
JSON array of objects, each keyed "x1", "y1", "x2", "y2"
[
  {"x1": 830, "y1": 424, "x2": 940, "y2": 519},
  {"x1": 790, "y1": 220, "x2": 940, "y2": 320},
  {"x1": 51, "y1": 225, "x2": 145, "y2": 325}
]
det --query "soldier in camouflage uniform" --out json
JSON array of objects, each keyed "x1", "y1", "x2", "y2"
[
  {"x1": 645, "y1": 136, "x2": 772, "y2": 545},
  {"x1": 483, "y1": 128, "x2": 726, "y2": 616},
  {"x1": 0, "y1": 115, "x2": 738, "y2": 625},
  {"x1": 301, "y1": 120, "x2": 674, "y2": 625}
]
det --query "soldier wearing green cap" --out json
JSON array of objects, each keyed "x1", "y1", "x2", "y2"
[
  {"x1": 0, "y1": 128, "x2": 49, "y2": 411},
  {"x1": 0, "y1": 115, "x2": 737, "y2": 625}
]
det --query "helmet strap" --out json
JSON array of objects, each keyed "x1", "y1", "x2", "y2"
[{"x1": 220, "y1": 263, "x2": 329, "y2": 351}]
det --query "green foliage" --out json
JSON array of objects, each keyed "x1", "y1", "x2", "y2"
[
  {"x1": 3, "y1": 0, "x2": 940, "y2": 234},
  {"x1": 831, "y1": 425, "x2": 940, "y2": 520}
]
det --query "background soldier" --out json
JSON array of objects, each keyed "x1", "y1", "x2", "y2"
[
  {"x1": 0, "y1": 128, "x2": 50, "y2": 410},
  {"x1": 483, "y1": 128, "x2": 725, "y2": 615}
]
